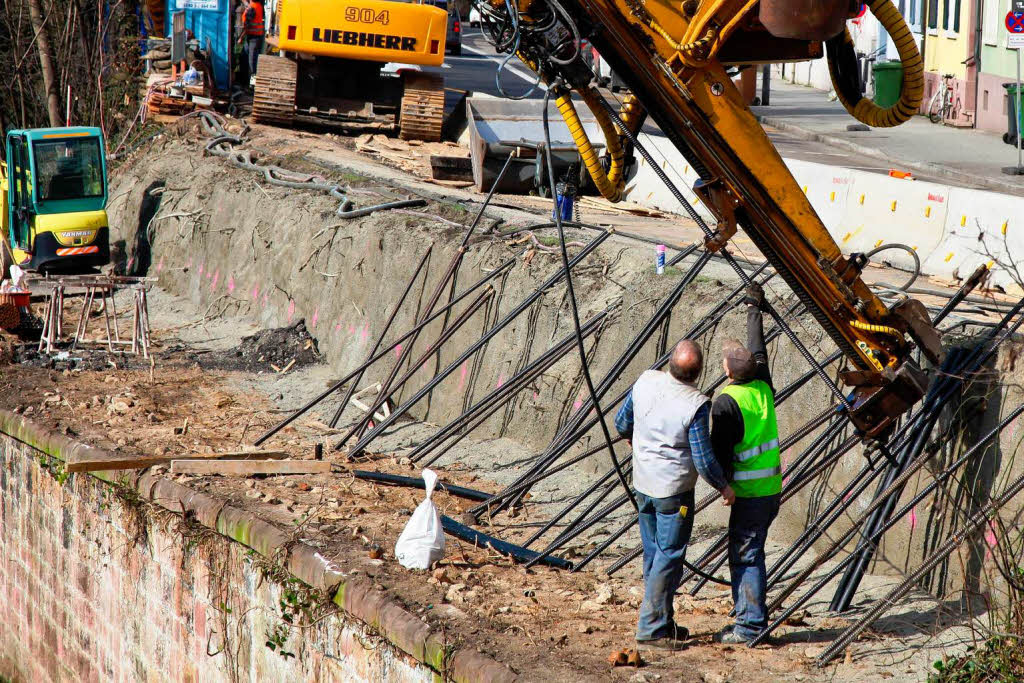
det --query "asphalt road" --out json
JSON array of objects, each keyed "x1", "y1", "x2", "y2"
[
  {"x1": 424, "y1": 29, "x2": 544, "y2": 99},
  {"x1": 425, "y1": 30, "x2": 948, "y2": 184}
]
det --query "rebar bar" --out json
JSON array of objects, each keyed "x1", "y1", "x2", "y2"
[
  {"x1": 758, "y1": 403, "x2": 1024, "y2": 650},
  {"x1": 252, "y1": 257, "x2": 516, "y2": 446},
  {"x1": 342, "y1": 229, "x2": 613, "y2": 457},
  {"x1": 815, "y1": 466, "x2": 1024, "y2": 665},
  {"x1": 329, "y1": 245, "x2": 433, "y2": 428}
]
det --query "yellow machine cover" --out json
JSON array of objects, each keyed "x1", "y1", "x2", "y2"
[{"x1": 277, "y1": 0, "x2": 448, "y2": 67}]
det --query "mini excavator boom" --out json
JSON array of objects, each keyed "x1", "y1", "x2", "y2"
[{"x1": 474, "y1": 0, "x2": 943, "y2": 438}]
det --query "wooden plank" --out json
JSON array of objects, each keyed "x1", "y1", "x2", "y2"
[
  {"x1": 176, "y1": 450, "x2": 289, "y2": 461},
  {"x1": 169, "y1": 459, "x2": 332, "y2": 476}
]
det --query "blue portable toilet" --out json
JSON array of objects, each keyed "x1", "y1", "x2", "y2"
[{"x1": 165, "y1": 0, "x2": 233, "y2": 91}]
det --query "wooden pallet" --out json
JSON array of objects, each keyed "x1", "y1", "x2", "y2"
[
  {"x1": 251, "y1": 54, "x2": 297, "y2": 126},
  {"x1": 398, "y1": 72, "x2": 445, "y2": 143},
  {"x1": 147, "y1": 91, "x2": 195, "y2": 116}
]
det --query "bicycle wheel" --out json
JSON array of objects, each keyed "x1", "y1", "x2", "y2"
[{"x1": 927, "y1": 92, "x2": 942, "y2": 123}]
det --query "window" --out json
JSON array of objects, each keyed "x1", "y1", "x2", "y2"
[
  {"x1": 984, "y1": 0, "x2": 1002, "y2": 45},
  {"x1": 928, "y1": 0, "x2": 938, "y2": 30},
  {"x1": 952, "y1": 0, "x2": 961, "y2": 33},
  {"x1": 942, "y1": 0, "x2": 950, "y2": 30},
  {"x1": 908, "y1": 0, "x2": 923, "y2": 32},
  {"x1": 31, "y1": 138, "x2": 104, "y2": 202}
]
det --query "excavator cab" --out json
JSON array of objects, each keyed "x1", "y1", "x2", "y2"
[{"x1": 2, "y1": 127, "x2": 110, "y2": 274}]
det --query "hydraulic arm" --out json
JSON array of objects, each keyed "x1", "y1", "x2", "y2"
[{"x1": 474, "y1": 0, "x2": 942, "y2": 437}]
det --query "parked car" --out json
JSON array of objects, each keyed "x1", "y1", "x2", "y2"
[{"x1": 446, "y1": 7, "x2": 462, "y2": 55}]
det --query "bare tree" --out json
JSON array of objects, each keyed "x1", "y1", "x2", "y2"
[{"x1": 27, "y1": 0, "x2": 62, "y2": 127}]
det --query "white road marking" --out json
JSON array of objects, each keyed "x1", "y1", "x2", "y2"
[{"x1": 459, "y1": 38, "x2": 547, "y2": 90}]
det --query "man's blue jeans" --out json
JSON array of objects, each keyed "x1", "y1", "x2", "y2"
[
  {"x1": 246, "y1": 36, "x2": 265, "y2": 82},
  {"x1": 635, "y1": 489, "x2": 695, "y2": 641},
  {"x1": 728, "y1": 494, "x2": 780, "y2": 639}
]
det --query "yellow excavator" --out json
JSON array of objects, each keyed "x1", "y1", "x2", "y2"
[
  {"x1": 2, "y1": 127, "x2": 109, "y2": 275},
  {"x1": 473, "y1": 0, "x2": 940, "y2": 437},
  {"x1": 255, "y1": 0, "x2": 449, "y2": 141}
]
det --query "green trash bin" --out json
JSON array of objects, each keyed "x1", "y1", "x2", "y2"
[
  {"x1": 872, "y1": 61, "x2": 904, "y2": 109},
  {"x1": 1005, "y1": 83, "x2": 1023, "y2": 146}
]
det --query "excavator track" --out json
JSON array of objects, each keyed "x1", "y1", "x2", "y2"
[
  {"x1": 251, "y1": 55, "x2": 297, "y2": 127},
  {"x1": 398, "y1": 73, "x2": 445, "y2": 142}
]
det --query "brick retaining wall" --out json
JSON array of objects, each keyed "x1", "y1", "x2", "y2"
[{"x1": 0, "y1": 412, "x2": 516, "y2": 682}]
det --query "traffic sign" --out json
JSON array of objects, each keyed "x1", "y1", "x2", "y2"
[
  {"x1": 1008, "y1": 11, "x2": 1024, "y2": 33},
  {"x1": 854, "y1": 3, "x2": 867, "y2": 19}
]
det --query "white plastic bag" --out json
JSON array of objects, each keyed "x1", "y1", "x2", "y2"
[{"x1": 394, "y1": 468, "x2": 445, "y2": 569}]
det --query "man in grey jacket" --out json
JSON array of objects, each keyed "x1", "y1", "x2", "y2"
[{"x1": 615, "y1": 339, "x2": 735, "y2": 650}]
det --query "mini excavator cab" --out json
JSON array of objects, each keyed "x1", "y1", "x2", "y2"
[{"x1": 472, "y1": 0, "x2": 942, "y2": 439}]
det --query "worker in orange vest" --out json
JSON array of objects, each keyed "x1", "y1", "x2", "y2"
[{"x1": 236, "y1": 0, "x2": 265, "y2": 87}]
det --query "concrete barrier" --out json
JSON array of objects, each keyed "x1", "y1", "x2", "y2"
[
  {"x1": 627, "y1": 132, "x2": 1024, "y2": 290},
  {"x1": 835, "y1": 172, "x2": 949, "y2": 272},
  {"x1": 922, "y1": 187, "x2": 1024, "y2": 290}
]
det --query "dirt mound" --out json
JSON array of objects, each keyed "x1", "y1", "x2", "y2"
[{"x1": 203, "y1": 320, "x2": 321, "y2": 372}]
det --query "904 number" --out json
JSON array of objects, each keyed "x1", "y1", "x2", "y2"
[{"x1": 345, "y1": 7, "x2": 390, "y2": 24}]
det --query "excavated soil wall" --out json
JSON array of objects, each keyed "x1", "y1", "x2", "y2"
[{"x1": 106, "y1": 132, "x2": 1024, "y2": 600}]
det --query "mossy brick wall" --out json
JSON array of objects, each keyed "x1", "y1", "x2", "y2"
[{"x1": 0, "y1": 434, "x2": 434, "y2": 683}]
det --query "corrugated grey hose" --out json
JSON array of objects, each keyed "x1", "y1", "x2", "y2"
[{"x1": 198, "y1": 111, "x2": 425, "y2": 218}]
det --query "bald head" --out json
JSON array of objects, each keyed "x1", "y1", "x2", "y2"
[{"x1": 668, "y1": 340, "x2": 703, "y2": 384}]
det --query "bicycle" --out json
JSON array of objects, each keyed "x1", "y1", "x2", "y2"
[{"x1": 927, "y1": 73, "x2": 959, "y2": 123}]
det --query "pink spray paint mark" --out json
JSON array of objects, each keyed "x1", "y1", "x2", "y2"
[
  {"x1": 227, "y1": 275, "x2": 235, "y2": 294},
  {"x1": 262, "y1": 292, "x2": 269, "y2": 309},
  {"x1": 496, "y1": 373, "x2": 505, "y2": 389},
  {"x1": 157, "y1": 257, "x2": 164, "y2": 273},
  {"x1": 335, "y1": 322, "x2": 343, "y2": 334},
  {"x1": 457, "y1": 361, "x2": 468, "y2": 391},
  {"x1": 252, "y1": 284, "x2": 259, "y2": 301},
  {"x1": 572, "y1": 399, "x2": 583, "y2": 411},
  {"x1": 394, "y1": 343, "x2": 403, "y2": 358},
  {"x1": 198, "y1": 263, "x2": 204, "y2": 276},
  {"x1": 908, "y1": 507, "x2": 917, "y2": 531},
  {"x1": 287, "y1": 300, "x2": 296, "y2": 323},
  {"x1": 348, "y1": 324, "x2": 356, "y2": 335},
  {"x1": 211, "y1": 270, "x2": 220, "y2": 290},
  {"x1": 985, "y1": 521, "x2": 998, "y2": 548},
  {"x1": 361, "y1": 322, "x2": 369, "y2": 342},
  {"x1": 533, "y1": 391, "x2": 539, "y2": 400},
  {"x1": 311, "y1": 307, "x2": 319, "y2": 329}
]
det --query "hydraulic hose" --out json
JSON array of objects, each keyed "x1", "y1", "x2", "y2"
[
  {"x1": 849, "y1": 319, "x2": 905, "y2": 340},
  {"x1": 554, "y1": 88, "x2": 625, "y2": 201},
  {"x1": 827, "y1": 0, "x2": 924, "y2": 128}
]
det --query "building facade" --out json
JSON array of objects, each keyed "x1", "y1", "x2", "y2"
[{"x1": 780, "y1": 1, "x2": 1018, "y2": 136}]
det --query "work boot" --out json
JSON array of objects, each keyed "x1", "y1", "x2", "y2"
[
  {"x1": 713, "y1": 626, "x2": 776, "y2": 646},
  {"x1": 713, "y1": 627, "x2": 750, "y2": 645},
  {"x1": 637, "y1": 623, "x2": 690, "y2": 651}
]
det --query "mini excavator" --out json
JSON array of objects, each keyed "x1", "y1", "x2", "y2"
[{"x1": 472, "y1": 0, "x2": 943, "y2": 438}]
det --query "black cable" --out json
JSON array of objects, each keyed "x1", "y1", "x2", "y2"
[
  {"x1": 865, "y1": 243, "x2": 920, "y2": 292},
  {"x1": 541, "y1": 84, "x2": 728, "y2": 586},
  {"x1": 542, "y1": 83, "x2": 636, "y2": 512}
]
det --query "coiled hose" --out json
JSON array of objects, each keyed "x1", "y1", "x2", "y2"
[
  {"x1": 827, "y1": 0, "x2": 924, "y2": 127},
  {"x1": 554, "y1": 88, "x2": 626, "y2": 201}
]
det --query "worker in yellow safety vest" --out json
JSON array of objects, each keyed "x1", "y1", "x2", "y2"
[
  {"x1": 710, "y1": 282, "x2": 782, "y2": 645},
  {"x1": 236, "y1": 0, "x2": 265, "y2": 87}
]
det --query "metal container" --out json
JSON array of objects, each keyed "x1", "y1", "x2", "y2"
[
  {"x1": 759, "y1": 0, "x2": 849, "y2": 41},
  {"x1": 465, "y1": 96, "x2": 603, "y2": 194}
]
